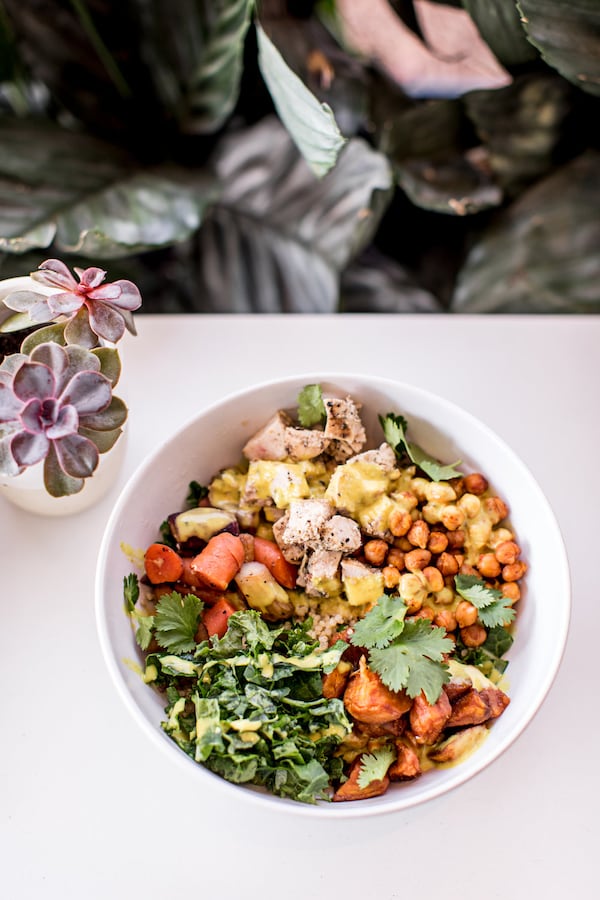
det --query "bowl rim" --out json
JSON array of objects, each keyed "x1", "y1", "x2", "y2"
[{"x1": 95, "y1": 371, "x2": 571, "y2": 818}]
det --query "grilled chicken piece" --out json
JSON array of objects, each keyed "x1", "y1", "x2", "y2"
[
  {"x1": 409, "y1": 691, "x2": 452, "y2": 745},
  {"x1": 333, "y1": 756, "x2": 390, "y2": 802},
  {"x1": 344, "y1": 656, "x2": 412, "y2": 724},
  {"x1": 443, "y1": 678, "x2": 473, "y2": 704},
  {"x1": 324, "y1": 396, "x2": 367, "y2": 461},
  {"x1": 389, "y1": 741, "x2": 421, "y2": 780},
  {"x1": 280, "y1": 498, "x2": 335, "y2": 545},
  {"x1": 242, "y1": 410, "x2": 329, "y2": 461},
  {"x1": 347, "y1": 443, "x2": 397, "y2": 472},
  {"x1": 319, "y1": 514, "x2": 362, "y2": 553},
  {"x1": 297, "y1": 548, "x2": 342, "y2": 596}
]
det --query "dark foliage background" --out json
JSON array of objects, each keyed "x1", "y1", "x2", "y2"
[{"x1": 0, "y1": 0, "x2": 598, "y2": 314}]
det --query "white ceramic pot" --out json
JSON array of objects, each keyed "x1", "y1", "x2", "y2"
[{"x1": 0, "y1": 427, "x2": 128, "y2": 516}]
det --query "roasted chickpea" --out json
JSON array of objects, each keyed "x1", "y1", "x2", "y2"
[
  {"x1": 457, "y1": 493, "x2": 481, "y2": 518},
  {"x1": 405, "y1": 548, "x2": 432, "y2": 572},
  {"x1": 455, "y1": 600, "x2": 478, "y2": 627},
  {"x1": 434, "y1": 586, "x2": 455, "y2": 605},
  {"x1": 460, "y1": 623, "x2": 487, "y2": 647},
  {"x1": 501, "y1": 582, "x2": 521, "y2": 604},
  {"x1": 407, "y1": 519, "x2": 430, "y2": 549},
  {"x1": 502, "y1": 561, "x2": 528, "y2": 582},
  {"x1": 364, "y1": 539, "x2": 389, "y2": 567},
  {"x1": 477, "y1": 553, "x2": 502, "y2": 578},
  {"x1": 484, "y1": 496, "x2": 509, "y2": 524},
  {"x1": 437, "y1": 551, "x2": 459, "y2": 577},
  {"x1": 446, "y1": 529, "x2": 465, "y2": 550},
  {"x1": 425, "y1": 482, "x2": 456, "y2": 503},
  {"x1": 459, "y1": 562, "x2": 478, "y2": 576},
  {"x1": 383, "y1": 565, "x2": 400, "y2": 589},
  {"x1": 387, "y1": 547, "x2": 405, "y2": 570},
  {"x1": 463, "y1": 473, "x2": 489, "y2": 495},
  {"x1": 423, "y1": 565, "x2": 444, "y2": 592},
  {"x1": 412, "y1": 606, "x2": 435, "y2": 621},
  {"x1": 389, "y1": 508, "x2": 413, "y2": 537},
  {"x1": 495, "y1": 540, "x2": 521, "y2": 565},
  {"x1": 434, "y1": 609, "x2": 457, "y2": 632},
  {"x1": 440, "y1": 505, "x2": 465, "y2": 531},
  {"x1": 428, "y1": 530, "x2": 449, "y2": 554},
  {"x1": 394, "y1": 536, "x2": 413, "y2": 552}
]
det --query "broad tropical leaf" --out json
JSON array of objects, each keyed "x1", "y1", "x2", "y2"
[
  {"x1": 0, "y1": 120, "x2": 218, "y2": 257},
  {"x1": 451, "y1": 151, "x2": 600, "y2": 313},
  {"x1": 191, "y1": 117, "x2": 392, "y2": 312},
  {"x1": 464, "y1": 72, "x2": 573, "y2": 195},
  {"x1": 136, "y1": 0, "x2": 254, "y2": 134},
  {"x1": 340, "y1": 250, "x2": 443, "y2": 313},
  {"x1": 517, "y1": 0, "x2": 600, "y2": 96},
  {"x1": 256, "y1": 24, "x2": 346, "y2": 177},
  {"x1": 462, "y1": 0, "x2": 538, "y2": 67}
]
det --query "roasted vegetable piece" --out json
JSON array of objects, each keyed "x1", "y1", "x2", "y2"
[
  {"x1": 252, "y1": 536, "x2": 299, "y2": 588},
  {"x1": 202, "y1": 597, "x2": 238, "y2": 639},
  {"x1": 144, "y1": 543, "x2": 184, "y2": 584},
  {"x1": 234, "y1": 561, "x2": 294, "y2": 621},
  {"x1": 333, "y1": 755, "x2": 389, "y2": 802},
  {"x1": 343, "y1": 655, "x2": 412, "y2": 724},
  {"x1": 322, "y1": 661, "x2": 352, "y2": 699},
  {"x1": 389, "y1": 742, "x2": 421, "y2": 780},
  {"x1": 169, "y1": 507, "x2": 239, "y2": 544},
  {"x1": 446, "y1": 686, "x2": 510, "y2": 727},
  {"x1": 428, "y1": 725, "x2": 488, "y2": 763},
  {"x1": 409, "y1": 691, "x2": 452, "y2": 745},
  {"x1": 190, "y1": 533, "x2": 245, "y2": 591}
]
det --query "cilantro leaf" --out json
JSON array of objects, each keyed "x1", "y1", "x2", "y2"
[
  {"x1": 379, "y1": 412, "x2": 462, "y2": 481},
  {"x1": 454, "y1": 575, "x2": 515, "y2": 627},
  {"x1": 350, "y1": 594, "x2": 407, "y2": 649},
  {"x1": 154, "y1": 591, "x2": 203, "y2": 654},
  {"x1": 159, "y1": 519, "x2": 178, "y2": 549},
  {"x1": 369, "y1": 621, "x2": 454, "y2": 703},
  {"x1": 134, "y1": 614, "x2": 155, "y2": 651},
  {"x1": 123, "y1": 573, "x2": 139, "y2": 613},
  {"x1": 297, "y1": 384, "x2": 326, "y2": 427},
  {"x1": 357, "y1": 746, "x2": 396, "y2": 789}
]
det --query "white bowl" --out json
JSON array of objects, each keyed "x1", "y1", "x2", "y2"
[{"x1": 95, "y1": 373, "x2": 570, "y2": 817}]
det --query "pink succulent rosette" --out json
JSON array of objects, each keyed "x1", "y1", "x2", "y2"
[
  {"x1": 3, "y1": 259, "x2": 142, "y2": 348},
  {"x1": 0, "y1": 342, "x2": 127, "y2": 496}
]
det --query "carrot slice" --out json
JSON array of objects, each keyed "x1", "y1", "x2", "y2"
[
  {"x1": 190, "y1": 532, "x2": 245, "y2": 591},
  {"x1": 202, "y1": 597, "x2": 238, "y2": 639},
  {"x1": 144, "y1": 543, "x2": 184, "y2": 585},
  {"x1": 252, "y1": 536, "x2": 298, "y2": 589}
]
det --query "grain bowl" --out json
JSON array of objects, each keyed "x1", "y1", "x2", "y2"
[{"x1": 95, "y1": 373, "x2": 570, "y2": 817}]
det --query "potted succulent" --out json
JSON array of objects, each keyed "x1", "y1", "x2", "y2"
[{"x1": 0, "y1": 260, "x2": 141, "y2": 514}]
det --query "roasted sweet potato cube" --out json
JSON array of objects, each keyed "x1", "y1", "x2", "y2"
[{"x1": 333, "y1": 757, "x2": 390, "y2": 802}]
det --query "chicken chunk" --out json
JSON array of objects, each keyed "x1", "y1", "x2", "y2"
[
  {"x1": 242, "y1": 410, "x2": 329, "y2": 462},
  {"x1": 297, "y1": 548, "x2": 342, "y2": 596},
  {"x1": 348, "y1": 443, "x2": 397, "y2": 473},
  {"x1": 324, "y1": 396, "x2": 367, "y2": 461},
  {"x1": 409, "y1": 691, "x2": 452, "y2": 745},
  {"x1": 280, "y1": 498, "x2": 335, "y2": 546},
  {"x1": 322, "y1": 662, "x2": 352, "y2": 699},
  {"x1": 446, "y1": 686, "x2": 510, "y2": 728},
  {"x1": 319, "y1": 514, "x2": 362, "y2": 553}
]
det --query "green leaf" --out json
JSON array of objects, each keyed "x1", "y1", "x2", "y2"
[
  {"x1": 134, "y1": 614, "x2": 155, "y2": 651},
  {"x1": 379, "y1": 412, "x2": 462, "y2": 481},
  {"x1": 186, "y1": 480, "x2": 209, "y2": 508},
  {"x1": 454, "y1": 574, "x2": 515, "y2": 627},
  {"x1": 123, "y1": 573, "x2": 139, "y2": 613},
  {"x1": 81, "y1": 396, "x2": 128, "y2": 431},
  {"x1": 350, "y1": 595, "x2": 408, "y2": 650},
  {"x1": 452, "y1": 151, "x2": 600, "y2": 313},
  {"x1": 43, "y1": 441, "x2": 84, "y2": 497},
  {"x1": 340, "y1": 250, "x2": 442, "y2": 313},
  {"x1": 369, "y1": 621, "x2": 454, "y2": 703},
  {"x1": 517, "y1": 0, "x2": 600, "y2": 96},
  {"x1": 92, "y1": 347, "x2": 121, "y2": 387},
  {"x1": 19, "y1": 323, "x2": 67, "y2": 355},
  {"x1": 0, "y1": 120, "x2": 218, "y2": 258},
  {"x1": 464, "y1": 73, "x2": 574, "y2": 196},
  {"x1": 154, "y1": 591, "x2": 203, "y2": 654},
  {"x1": 192, "y1": 116, "x2": 392, "y2": 312},
  {"x1": 256, "y1": 24, "x2": 346, "y2": 177},
  {"x1": 297, "y1": 384, "x2": 326, "y2": 427},
  {"x1": 78, "y1": 425, "x2": 123, "y2": 454},
  {"x1": 462, "y1": 0, "x2": 538, "y2": 67},
  {"x1": 357, "y1": 746, "x2": 396, "y2": 789}
]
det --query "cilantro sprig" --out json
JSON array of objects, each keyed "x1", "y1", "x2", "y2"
[
  {"x1": 350, "y1": 595, "x2": 454, "y2": 704},
  {"x1": 379, "y1": 412, "x2": 463, "y2": 481},
  {"x1": 297, "y1": 384, "x2": 326, "y2": 427},
  {"x1": 357, "y1": 746, "x2": 396, "y2": 789},
  {"x1": 454, "y1": 574, "x2": 516, "y2": 628},
  {"x1": 154, "y1": 591, "x2": 203, "y2": 654}
]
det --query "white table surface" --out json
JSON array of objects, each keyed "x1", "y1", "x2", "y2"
[{"x1": 1, "y1": 314, "x2": 597, "y2": 899}]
